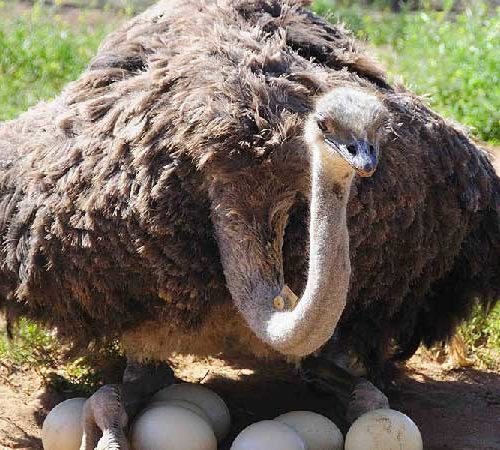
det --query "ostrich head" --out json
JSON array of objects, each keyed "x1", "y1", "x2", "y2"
[
  {"x1": 305, "y1": 86, "x2": 388, "y2": 178},
  {"x1": 209, "y1": 86, "x2": 388, "y2": 357}
]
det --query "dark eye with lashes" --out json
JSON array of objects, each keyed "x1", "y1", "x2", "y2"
[{"x1": 316, "y1": 118, "x2": 328, "y2": 133}]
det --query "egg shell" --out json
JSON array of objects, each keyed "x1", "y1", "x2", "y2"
[
  {"x1": 275, "y1": 411, "x2": 344, "y2": 450},
  {"x1": 152, "y1": 383, "x2": 230, "y2": 441},
  {"x1": 143, "y1": 399, "x2": 212, "y2": 425},
  {"x1": 230, "y1": 420, "x2": 306, "y2": 450},
  {"x1": 345, "y1": 408, "x2": 423, "y2": 450},
  {"x1": 42, "y1": 398, "x2": 86, "y2": 450},
  {"x1": 131, "y1": 404, "x2": 217, "y2": 450}
]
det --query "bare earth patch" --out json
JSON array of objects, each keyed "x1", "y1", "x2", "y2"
[
  {"x1": 0, "y1": 364, "x2": 45, "y2": 449},
  {"x1": 1, "y1": 354, "x2": 499, "y2": 450}
]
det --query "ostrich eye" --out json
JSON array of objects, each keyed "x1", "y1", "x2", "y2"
[{"x1": 316, "y1": 117, "x2": 328, "y2": 133}]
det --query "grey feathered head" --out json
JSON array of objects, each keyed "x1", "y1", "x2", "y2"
[{"x1": 308, "y1": 87, "x2": 389, "y2": 177}]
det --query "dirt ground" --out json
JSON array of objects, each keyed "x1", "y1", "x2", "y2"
[{"x1": 1, "y1": 352, "x2": 499, "y2": 450}]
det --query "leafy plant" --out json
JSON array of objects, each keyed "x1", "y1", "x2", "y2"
[{"x1": 0, "y1": 318, "x2": 59, "y2": 368}]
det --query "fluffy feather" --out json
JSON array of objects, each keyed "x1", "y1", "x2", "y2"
[{"x1": 0, "y1": 0, "x2": 498, "y2": 377}]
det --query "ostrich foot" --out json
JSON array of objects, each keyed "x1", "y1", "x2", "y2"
[
  {"x1": 300, "y1": 355, "x2": 389, "y2": 425},
  {"x1": 122, "y1": 359, "x2": 175, "y2": 419},
  {"x1": 346, "y1": 379, "x2": 389, "y2": 423},
  {"x1": 80, "y1": 384, "x2": 129, "y2": 450},
  {"x1": 80, "y1": 359, "x2": 175, "y2": 450}
]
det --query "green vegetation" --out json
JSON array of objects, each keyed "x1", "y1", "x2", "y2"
[
  {"x1": 313, "y1": 0, "x2": 500, "y2": 143},
  {"x1": 0, "y1": 318, "x2": 59, "y2": 367},
  {"x1": 0, "y1": 319, "x2": 123, "y2": 394},
  {"x1": 0, "y1": 0, "x2": 498, "y2": 373},
  {"x1": 0, "y1": 1, "x2": 118, "y2": 121},
  {"x1": 460, "y1": 303, "x2": 500, "y2": 369}
]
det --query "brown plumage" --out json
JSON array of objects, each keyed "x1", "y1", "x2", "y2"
[{"x1": 0, "y1": 0, "x2": 498, "y2": 379}]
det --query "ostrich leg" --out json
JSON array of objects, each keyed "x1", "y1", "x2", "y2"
[
  {"x1": 80, "y1": 384, "x2": 128, "y2": 450},
  {"x1": 300, "y1": 355, "x2": 389, "y2": 425},
  {"x1": 80, "y1": 359, "x2": 175, "y2": 450}
]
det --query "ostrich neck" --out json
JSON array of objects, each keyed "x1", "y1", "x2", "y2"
[
  {"x1": 263, "y1": 150, "x2": 353, "y2": 356},
  {"x1": 213, "y1": 144, "x2": 354, "y2": 358},
  {"x1": 308, "y1": 151, "x2": 353, "y2": 300}
]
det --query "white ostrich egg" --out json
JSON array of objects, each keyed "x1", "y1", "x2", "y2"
[
  {"x1": 345, "y1": 408, "x2": 423, "y2": 450},
  {"x1": 131, "y1": 404, "x2": 217, "y2": 450},
  {"x1": 143, "y1": 399, "x2": 211, "y2": 425},
  {"x1": 275, "y1": 411, "x2": 344, "y2": 450},
  {"x1": 42, "y1": 397, "x2": 86, "y2": 450},
  {"x1": 230, "y1": 420, "x2": 306, "y2": 450},
  {"x1": 152, "y1": 383, "x2": 230, "y2": 441}
]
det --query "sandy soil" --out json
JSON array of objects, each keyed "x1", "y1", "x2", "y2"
[{"x1": 1, "y1": 353, "x2": 499, "y2": 450}]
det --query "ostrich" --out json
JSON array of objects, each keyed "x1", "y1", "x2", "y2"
[
  {"x1": 0, "y1": 0, "x2": 498, "y2": 447},
  {"x1": 76, "y1": 84, "x2": 388, "y2": 448}
]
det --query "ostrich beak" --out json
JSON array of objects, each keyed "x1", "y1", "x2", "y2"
[{"x1": 325, "y1": 138, "x2": 378, "y2": 177}]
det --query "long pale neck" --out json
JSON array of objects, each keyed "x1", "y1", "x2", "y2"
[
  {"x1": 308, "y1": 149, "x2": 353, "y2": 298},
  {"x1": 264, "y1": 149, "x2": 353, "y2": 356},
  {"x1": 212, "y1": 144, "x2": 354, "y2": 357}
]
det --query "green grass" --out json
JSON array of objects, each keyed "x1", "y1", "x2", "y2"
[
  {"x1": 0, "y1": 1, "x2": 117, "y2": 121},
  {"x1": 0, "y1": 1, "x2": 498, "y2": 373},
  {"x1": 460, "y1": 303, "x2": 500, "y2": 369},
  {"x1": 313, "y1": 0, "x2": 500, "y2": 143}
]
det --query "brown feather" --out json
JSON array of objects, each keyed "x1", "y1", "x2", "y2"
[{"x1": 0, "y1": 0, "x2": 498, "y2": 377}]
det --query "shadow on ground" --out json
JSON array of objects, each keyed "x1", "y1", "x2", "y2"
[{"x1": 1, "y1": 354, "x2": 499, "y2": 449}]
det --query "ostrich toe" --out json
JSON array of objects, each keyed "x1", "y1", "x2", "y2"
[
  {"x1": 300, "y1": 354, "x2": 389, "y2": 426},
  {"x1": 346, "y1": 378, "x2": 389, "y2": 423},
  {"x1": 79, "y1": 359, "x2": 174, "y2": 450},
  {"x1": 80, "y1": 384, "x2": 129, "y2": 450}
]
